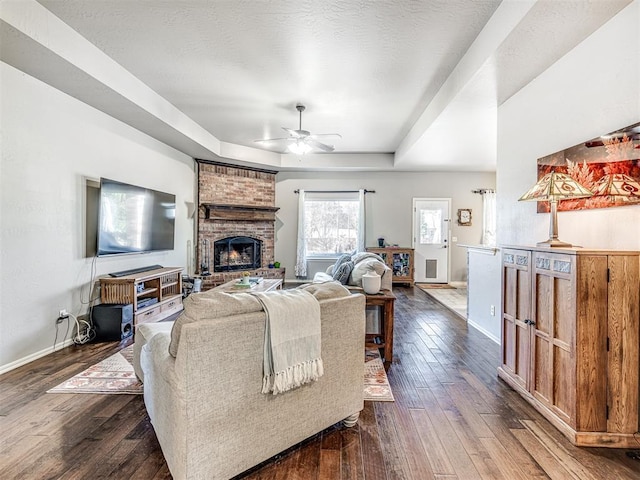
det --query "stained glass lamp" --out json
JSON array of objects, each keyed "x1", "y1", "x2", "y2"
[
  {"x1": 591, "y1": 173, "x2": 640, "y2": 201},
  {"x1": 519, "y1": 172, "x2": 593, "y2": 247}
]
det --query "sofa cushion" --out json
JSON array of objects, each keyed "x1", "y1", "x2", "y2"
[
  {"x1": 332, "y1": 260, "x2": 354, "y2": 284},
  {"x1": 350, "y1": 258, "x2": 387, "y2": 287},
  {"x1": 169, "y1": 291, "x2": 263, "y2": 357}
]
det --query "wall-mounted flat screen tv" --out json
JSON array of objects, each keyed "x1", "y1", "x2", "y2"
[{"x1": 97, "y1": 178, "x2": 176, "y2": 256}]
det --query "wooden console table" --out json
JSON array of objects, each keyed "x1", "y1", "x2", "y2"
[
  {"x1": 99, "y1": 267, "x2": 183, "y2": 330},
  {"x1": 362, "y1": 289, "x2": 396, "y2": 366}
]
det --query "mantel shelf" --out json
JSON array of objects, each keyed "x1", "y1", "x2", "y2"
[{"x1": 201, "y1": 203, "x2": 280, "y2": 222}]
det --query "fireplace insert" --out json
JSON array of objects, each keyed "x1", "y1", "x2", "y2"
[{"x1": 213, "y1": 236, "x2": 262, "y2": 272}]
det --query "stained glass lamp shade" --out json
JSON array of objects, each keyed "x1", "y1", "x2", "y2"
[
  {"x1": 592, "y1": 173, "x2": 640, "y2": 201},
  {"x1": 518, "y1": 172, "x2": 593, "y2": 247}
]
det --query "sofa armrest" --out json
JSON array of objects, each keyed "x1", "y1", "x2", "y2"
[
  {"x1": 142, "y1": 332, "x2": 181, "y2": 390},
  {"x1": 134, "y1": 322, "x2": 174, "y2": 381}
]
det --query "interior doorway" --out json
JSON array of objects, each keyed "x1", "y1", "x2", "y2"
[{"x1": 412, "y1": 198, "x2": 451, "y2": 283}]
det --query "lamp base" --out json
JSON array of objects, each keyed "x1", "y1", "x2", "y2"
[{"x1": 536, "y1": 238, "x2": 573, "y2": 248}]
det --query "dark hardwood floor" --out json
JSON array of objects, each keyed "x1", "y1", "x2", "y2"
[{"x1": 2, "y1": 287, "x2": 640, "y2": 479}]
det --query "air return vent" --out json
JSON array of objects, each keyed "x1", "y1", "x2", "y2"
[{"x1": 426, "y1": 259, "x2": 437, "y2": 279}]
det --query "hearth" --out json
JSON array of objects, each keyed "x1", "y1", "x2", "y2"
[{"x1": 214, "y1": 236, "x2": 262, "y2": 272}]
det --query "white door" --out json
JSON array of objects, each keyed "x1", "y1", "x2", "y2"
[{"x1": 413, "y1": 198, "x2": 451, "y2": 283}]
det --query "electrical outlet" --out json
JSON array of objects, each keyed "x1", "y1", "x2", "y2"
[
  {"x1": 59, "y1": 309, "x2": 68, "y2": 318},
  {"x1": 490, "y1": 305, "x2": 496, "y2": 316}
]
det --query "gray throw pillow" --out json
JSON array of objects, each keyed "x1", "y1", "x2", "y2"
[
  {"x1": 332, "y1": 260, "x2": 354, "y2": 284},
  {"x1": 332, "y1": 253, "x2": 352, "y2": 276}
]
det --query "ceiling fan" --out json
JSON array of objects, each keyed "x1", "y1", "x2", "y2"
[{"x1": 255, "y1": 104, "x2": 341, "y2": 154}]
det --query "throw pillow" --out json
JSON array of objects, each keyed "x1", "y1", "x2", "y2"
[
  {"x1": 298, "y1": 281, "x2": 351, "y2": 300},
  {"x1": 169, "y1": 291, "x2": 263, "y2": 357},
  {"x1": 332, "y1": 260, "x2": 354, "y2": 284},
  {"x1": 331, "y1": 253, "x2": 352, "y2": 276},
  {"x1": 352, "y1": 251, "x2": 385, "y2": 265},
  {"x1": 350, "y1": 258, "x2": 387, "y2": 287}
]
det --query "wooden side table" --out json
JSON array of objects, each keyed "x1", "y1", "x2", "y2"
[{"x1": 362, "y1": 289, "x2": 396, "y2": 366}]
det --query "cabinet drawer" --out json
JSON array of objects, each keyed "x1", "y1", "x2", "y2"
[
  {"x1": 162, "y1": 297, "x2": 182, "y2": 313},
  {"x1": 135, "y1": 305, "x2": 162, "y2": 325}
]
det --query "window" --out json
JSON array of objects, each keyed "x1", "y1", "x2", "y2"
[
  {"x1": 295, "y1": 190, "x2": 365, "y2": 277},
  {"x1": 304, "y1": 192, "x2": 360, "y2": 256},
  {"x1": 481, "y1": 190, "x2": 497, "y2": 246},
  {"x1": 419, "y1": 208, "x2": 442, "y2": 244}
]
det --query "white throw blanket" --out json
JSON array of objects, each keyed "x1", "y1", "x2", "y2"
[{"x1": 252, "y1": 289, "x2": 323, "y2": 395}]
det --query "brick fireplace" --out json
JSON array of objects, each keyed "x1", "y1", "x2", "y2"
[
  {"x1": 196, "y1": 161, "x2": 283, "y2": 287},
  {"x1": 213, "y1": 236, "x2": 262, "y2": 272}
]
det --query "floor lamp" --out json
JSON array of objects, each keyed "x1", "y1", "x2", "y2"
[{"x1": 518, "y1": 172, "x2": 593, "y2": 248}]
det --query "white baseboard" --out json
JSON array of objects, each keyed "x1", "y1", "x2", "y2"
[
  {"x1": 467, "y1": 318, "x2": 500, "y2": 344},
  {"x1": 0, "y1": 338, "x2": 74, "y2": 375}
]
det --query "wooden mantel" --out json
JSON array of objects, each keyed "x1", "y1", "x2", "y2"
[{"x1": 201, "y1": 203, "x2": 279, "y2": 222}]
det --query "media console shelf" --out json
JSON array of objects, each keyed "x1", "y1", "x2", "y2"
[{"x1": 99, "y1": 267, "x2": 183, "y2": 329}]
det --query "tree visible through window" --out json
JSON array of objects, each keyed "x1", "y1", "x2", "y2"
[{"x1": 304, "y1": 198, "x2": 360, "y2": 255}]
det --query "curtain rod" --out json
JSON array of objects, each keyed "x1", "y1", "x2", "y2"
[
  {"x1": 472, "y1": 189, "x2": 495, "y2": 194},
  {"x1": 294, "y1": 189, "x2": 375, "y2": 194}
]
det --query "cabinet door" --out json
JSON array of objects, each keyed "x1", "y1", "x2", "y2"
[
  {"x1": 531, "y1": 251, "x2": 576, "y2": 426},
  {"x1": 392, "y1": 250, "x2": 412, "y2": 280},
  {"x1": 501, "y1": 249, "x2": 532, "y2": 390},
  {"x1": 604, "y1": 255, "x2": 639, "y2": 434}
]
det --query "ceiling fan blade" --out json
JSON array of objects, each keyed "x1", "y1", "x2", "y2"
[
  {"x1": 309, "y1": 133, "x2": 342, "y2": 139},
  {"x1": 306, "y1": 138, "x2": 335, "y2": 152},
  {"x1": 254, "y1": 137, "x2": 289, "y2": 143},
  {"x1": 282, "y1": 127, "x2": 304, "y2": 138}
]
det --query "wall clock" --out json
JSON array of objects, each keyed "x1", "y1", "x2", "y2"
[{"x1": 457, "y1": 208, "x2": 472, "y2": 226}]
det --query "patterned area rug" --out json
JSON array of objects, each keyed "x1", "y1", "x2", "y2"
[
  {"x1": 48, "y1": 346, "x2": 395, "y2": 401},
  {"x1": 364, "y1": 348, "x2": 394, "y2": 402},
  {"x1": 47, "y1": 346, "x2": 143, "y2": 395}
]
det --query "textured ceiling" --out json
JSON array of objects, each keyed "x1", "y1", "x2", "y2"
[
  {"x1": 2, "y1": 0, "x2": 633, "y2": 171},
  {"x1": 37, "y1": 0, "x2": 501, "y2": 154}
]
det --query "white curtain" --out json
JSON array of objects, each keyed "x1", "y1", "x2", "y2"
[
  {"x1": 357, "y1": 189, "x2": 366, "y2": 252},
  {"x1": 295, "y1": 190, "x2": 307, "y2": 277},
  {"x1": 481, "y1": 190, "x2": 497, "y2": 246}
]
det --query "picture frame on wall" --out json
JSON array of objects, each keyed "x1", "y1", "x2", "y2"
[
  {"x1": 457, "y1": 208, "x2": 472, "y2": 226},
  {"x1": 536, "y1": 121, "x2": 640, "y2": 212}
]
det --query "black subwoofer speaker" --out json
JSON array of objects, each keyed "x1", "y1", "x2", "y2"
[{"x1": 92, "y1": 304, "x2": 133, "y2": 341}]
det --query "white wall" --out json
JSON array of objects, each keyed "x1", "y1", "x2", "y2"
[
  {"x1": 0, "y1": 63, "x2": 196, "y2": 372},
  {"x1": 497, "y1": 1, "x2": 640, "y2": 248},
  {"x1": 275, "y1": 170, "x2": 496, "y2": 281},
  {"x1": 466, "y1": 247, "x2": 501, "y2": 343},
  {"x1": 467, "y1": 0, "x2": 640, "y2": 344}
]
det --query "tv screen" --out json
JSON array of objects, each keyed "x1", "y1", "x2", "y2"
[{"x1": 97, "y1": 178, "x2": 176, "y2": 256}]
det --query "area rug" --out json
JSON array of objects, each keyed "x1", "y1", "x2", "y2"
[
  {"x1": 48, "y1": 345, "x2": 395, "y2": 401},
  {"x1": 47, "y1": 346, "x2": 143, "y2": 395},
  {"x1": 364, "y1": 348, "x2": 394, "y2": 402},
  {"x1": 416, "y1": 283, "x2": 456, "y2": 290}
]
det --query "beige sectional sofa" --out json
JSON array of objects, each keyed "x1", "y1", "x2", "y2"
[{"x1": 133, "y1": 282, "x2": 365, "y2": 480}]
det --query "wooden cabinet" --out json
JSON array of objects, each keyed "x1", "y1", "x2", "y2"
[
  {"x1": 499, "y1": 246, "x2": 639, "y2": 447},
  {"x1": 367, "y1": 247, "x2": 414, "y2": 286},
  {"x1": 99, "y1": 267, "x2": 183, "y2": 329}
]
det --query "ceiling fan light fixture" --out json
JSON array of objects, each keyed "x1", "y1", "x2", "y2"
[
  {"x1": 256, "y1": 104, "x2": 340, "y2": 154},
  {"x1": 288, "y1": 140, "x2": 312, "y2": 155}
]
